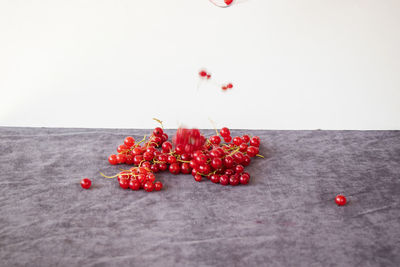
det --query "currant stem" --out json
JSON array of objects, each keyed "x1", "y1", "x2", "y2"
[
  {"x1": 256, "y1": 154, "x2": 265, "y2": 158},
  {"x1": 153, "y1": 118, "x2": 164, "y2": 129},
  {"x1": 100, "y1": 172, "x2": 119, "y2": 179}
]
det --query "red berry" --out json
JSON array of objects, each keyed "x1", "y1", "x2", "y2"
[
  {"x1": 233, "y1": 152, "x2": 245, "y2": 164},
  {"x1": 220, "y1": 127, "x2": 230, "y2": 138},
  {"x1": 335, "y1": 195, "x2": 347, "y2": 206},
  {"x1": 162, "y1": 141, "x2": 173, "y2": 153},
  {"x1": 211, "y1": 157, "x2": 223, "y2": 169},
  {"x1": 209, "y1": 135, "x2": 221, "y2": 145},
  {"x1": 133, "y1": 155, "x2": 144, "y2": 165},
  {"x1": 225, "y1": 169, "x2": 235, "y2": 176},
  {"x1": 80, "y1": 178, "x2": 91, "y2": 189},
  {"x1": 235, "y1": 164, "x2": 244, "y2": 174},
  {"x1": 250, "y1": 136, "x2": 260, "y2": 147},
  {"x1": 195, "y1": 154, "x2": 207, "y2": 165},
  {"x1": 206, "y1": 74, "x2": 211, "y2": 79},
  {"x1": 141, "y1": 161, "x2": 151, "y2": 170},
  {"x1": 150, "y1": 164, "x2": 160, "y2": 173},
  {"x1": 129, "y1": 180, "x2": 141, "y2": 190},
  {"x1": 198, "y1": 164, "x2": 211, "y2": 175},
  {"x1": 108, "y1": 154, "x2": 118, "y2": 165},
  {"x1": 229, "y1": 175, "x2": 240, "y2": 186},
  {"x1": 219, "y1": 175, "x2": 229, "y2": 185},
  {"x1": 240, "y1": 173, "x2": 250, "y2": 185},
  {"x1": 124, "y1": 136, "x2": 135, "y2": 147},
  {"x1": 199, "y1": 70, "x2": 207, "y2": 77},
  {"x1": 167, "y1": 155, "x2": 177, "y2": 164},
  {"x1": 181, "y1": 162, "x2": 192, "y2": 174},
  {"x1": 242, "y1": 155, "x2": 251, "y2": 166},
  {"x1": 144, "y1": 181, "x2": 155, "y2": 192},
  {"x1": 119, "y1": 178, "x2": 130, "y2": 189},
  {"x1": 227, "y1": 83, "x2": 233, "y2": 88},
  {"x1": 153, "y1": 127, "x2": 164, "y2": 137},
  {"x1": 225, "y1": 0, "x2": 233, "y2": 5},
  {"x1": 189, "y1": 160, "x2": 198, "y2": 170},
  {"x1": 194, "y1": 174, "x2": 202, "y2": 182},
  {"x1": 242, "y1": 135, "x2": 250, "y2": 143},
  {"x1": 117, "y1": 144, "x2": 128, "y2": 153},
  {"x1": 125, "y1": 154, "x2": 134, "y2": 164},
  {"x1": 233, "y1": 136, "x2": 242, "y2": 146},
  {"x1": 222, "y1": 86, "x2": 228, "y2": 90},
  {"x1": 239, "y1": 143, "x2": 248, "y2": 152},
  {"x1": 210, "y1": 174, "x2": 220, "y2": 184},
  {"x1": 223, "y1": 136, "x2": 232, "y2": 143},
  {"x1": 116, "y1": 153, "x2": 127, "y2": 164},
  {"x1": 154, "y1": 181, "x2": 163, "y2": 191},
  {"x1": 169, "y1": 163, "x2": 181, "y2": 175},
  {"x1": 247, "y1": 146, "x2": 259, "y2": 157},
  {"x1": 158, "y1": 162, "x2": 168, "y2": 171},
  {"x1": 143, "y1": 151, "x2": 154, "y2": 161},
  {"x1": 224, "y1": 156, "x2": 234, "y2": 168}
]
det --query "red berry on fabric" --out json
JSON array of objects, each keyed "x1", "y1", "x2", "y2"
[
  {"x1": 242, "y1": 155, "x2": 251, "y2": 166},
  {"x1": 223, "y1": 136, "x2": 232, "y2": 143},
  {"x1": 233, "y1": 136, "x2": 243, "y2": 146},
  {"x1": 229, "y1": 175, "x2": 240, "y2": 186},
  {"x1": 167, "y1": 155, "x2": 177, "y2": 164},
  {"x1": 153, "y1": 127, "x2": 164, "y2": 137},
  {"x1": 124, "y1": 136, "x2": 135, "y2": 147},
  {"x1": 219, "y1": 175, "x2": 229, "y2": 185},
  {"x1": 250, "y1": 136, "x2": 260, "y2": 147},
  {"x1": 143, "y1": 151, "x2": 154, "y2": 161},
  {"x1": 162, "y1": 141, "x2": 172, "y2": 153},
  {"x1": 235, "y1": 164, "x2": 244, "y2": 174},
  {"x1": 211, "y1": 158, "x2": 223, "y2": 169},
  {"x1": 133, "y1": 155, "x2": 144, "y2": 165},
  {"x1": 144, "y1": 181, "x2": 155, "y2": 192},
  {"x1": 335, "y1": 195, "x2": 347, "y2": 206},
  {"x1": 239, "y1": 173, "x2": 250, "y2": 185},
  {"x1": 116, "y1": 154, "x2": 127, "y2": 164},
  {"x1": 129, "y1": 180, "x2": 141, "y2": 190},
  {"x1": 224, "y1": 156, "x2": 234, "y2": 168},
  {"x1": 247, "y1": 146, "x2": 259, "y2": 157},
  {"x1": 239, "y1": 143, "x2": 248, "y2": 152},
  {"x1": 210, "y1": 135, "x2": 221, "y2": 145},
  {"x1": 119, "y1": 178, "x2": 130, "y2": 189},
  {"x1": 108, "y1": 154, "x2": 118, "y2": 165},
  {"x1": 194, "y1": 174, "x2": 202, "y2": 182},
  {"x1": 210, "y1": 174, "x2": 220, "y2": 184},
  {"x1": 80, "y1": 178, "x2": 91, "y2": 189},
  {"x1": 181, "y1": 162, "x2": 192, "y2": 174},
  {"x1": 220, "y1": 127, "x2": 230, "y2": 138},
  {"x1": 125, "y1": 154, "x2": 135, "y2": 164},
  {"x1": 242, "y1": 135, "x2": 250, "y2": 143},
  {"x1": 169, "y1": 163, "x2": 181, "y2": 175},
  {"x1": 154, "y1": 181, "x2": 163, "y2": 191},
  {"x1": 117, "y1": 144, "x2": 128, "y2": 153}
]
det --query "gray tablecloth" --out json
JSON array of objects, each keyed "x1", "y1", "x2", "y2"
[{"x1": 1, "y1": 127, "x2": 400, "y2": 266}]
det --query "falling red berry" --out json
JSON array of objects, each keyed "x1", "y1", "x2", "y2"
[
  {"x1": 224, "y1": 0, "x2": 233, "y2": 5},
  {"x1": 80, "y1": 178, "x2": 91, "y2": 189},
  {"x1": 227, "y1": 83, "x2": 233, "y2": 89},
  {"x1": 335, "y1": 195, "x2": 347, "y2": 206},
  {"x1": 199, "y1": 70, "x2": 207, "y2": 77}
]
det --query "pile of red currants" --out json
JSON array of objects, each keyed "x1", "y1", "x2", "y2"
[{"x1": 103, "y1": 124, "x2": 263, "y2": 192}]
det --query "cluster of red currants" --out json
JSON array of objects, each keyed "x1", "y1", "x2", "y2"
[
  {"x1": 104, "y1": 125, "x2": 262, "y2": 190},
  {"x1": 198, "y1": 69, "x2": 233, "y2": 91}
]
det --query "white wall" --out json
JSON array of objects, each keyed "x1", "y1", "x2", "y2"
[{"x1": 1, "y1": 0, "x2": 399, "y2": 130}]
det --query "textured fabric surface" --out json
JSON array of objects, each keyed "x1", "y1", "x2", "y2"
[{"x1": 1, "y1": 127, "x2": 400, "y2": 267}]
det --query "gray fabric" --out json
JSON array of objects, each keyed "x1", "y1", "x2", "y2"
[{"x1": 1, "y1": 127, "x2": 400, "y2": 267}]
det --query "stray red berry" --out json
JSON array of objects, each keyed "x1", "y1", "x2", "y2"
[
  {"x1": 335, "y1": 195, "x2": 347, "y2": 206},
  {"x1": 80, "y1": 178, "x2": 91, "y2": 189},
  {"x1": 108, "y1": 154, "x2": 118, "y2": 165},
  {"x1": 154, "y1": 181, "x2": 163, "y2": 191}
]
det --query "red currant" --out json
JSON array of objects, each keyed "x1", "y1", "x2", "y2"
[
  {"x1": 219, "y1": 175, "x2": 229, "y2": 185},
  {"x1": 209, "y1": 135, "x2": 221, "y2": 145},
  {"x1": 227, "y1": 83, "x2": 233, "y2": 88},
  {"x1": 169, "y1": 163, "x2": 181, "y2": 175},
  {"x1": 250, "y1": 136, "x2": 260, "y2": 147},
  {"x1": 235, "y1": 164, "x2": 244, "y2": 174},
  {"x1": 117, "y1": 144, "x2": 128, "y2": 153},
  {"x1": 210, "y1": 174, "x2": 220, "y2": 184},
  {"x1": 199, "y1": 70, "x2": 207, "y2": 77},
  {"x1": 144, "y1": 181, "x2": 155, "y2": 192},
  {"x1": 181, "y1": 162, "x2": 192, "y2": 174},
  {"x1": 125, "y1": 154, "x2": 134, "y2": 164},
  {"x1": 153, "y1": 127, "x2": 164, "y2": 137},
  {"x1": 247, "y1": 146, "x2": 259, "y2": 157},
  {"x1": 225, "y1": 0, "x2": 233, "y2": 6},
  {"x1": 116, "y1": 154, "x2": 127, "y2": 164},
  {"x1": 158, "y1": 162, "x2": 168, "y2": 171},
  {"x1": 167, "y1": 155, "x2": 177, "y2": 164},
  {"x1": 335, "y1": 195, "x2": 347, "y2": 206},
  {"x1": 80, "y1": 178, "x2": 91, "y2": 189},
  {"x1": 129, "y1": 180, "x2": 141, "y2": 190},
  {"x1": 229, "y1": 175, "x2": 240, "y2": 186},
  {"x1": 224, "y1": 156, "x2": 234, "y2": 168},
  {"x1": 211, "y1": 157, "x2": 223, "y2": 169},
  {"x1": 194, "y1": 174, "x2": 202, "y2": 182},
  {"x1": 154, "y1": 181, "x2": 163, "y2": 191},
  {"x1": 108, "y1": 154, "x2": 118, "y2": 165},
  {"x1": 133, "y1": 155, "x2": 144, "y2": 165},
  {"x1": 233, "y1": 136, "x2": 243, "y2": 146},
  {"x1": 162, "y1": 141, "x2": 172, "y2": 153},
  {"x1": 240, "y1": 173, "x2": 250, "y2": 185},
  {"x1": 223, "y1": 136, "x2": 232, "y2": 143},
  {"x1": 242, "y1": 135, "x2": 250, "y2": 143},
  {"x1": 143, "y1": 151, "x2": 154, "y2": 161},
  {"x1": 119, "y1": 178, "x2": 130, "y2": 189},
  {"x1": 124, "y1": 136, "x2": 135, "y2": 147},
  {"x1": 220, "y1": 127, "x2": 230, "y2": 138}
]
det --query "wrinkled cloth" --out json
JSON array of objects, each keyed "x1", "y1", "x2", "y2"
[{"x1": 1, "y1": 127, "x2": 400, "y2": 267}]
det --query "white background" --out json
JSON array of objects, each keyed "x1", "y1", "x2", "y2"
[{"x1": 1, "y1": 0, "x2": 399, "y2": 129}]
